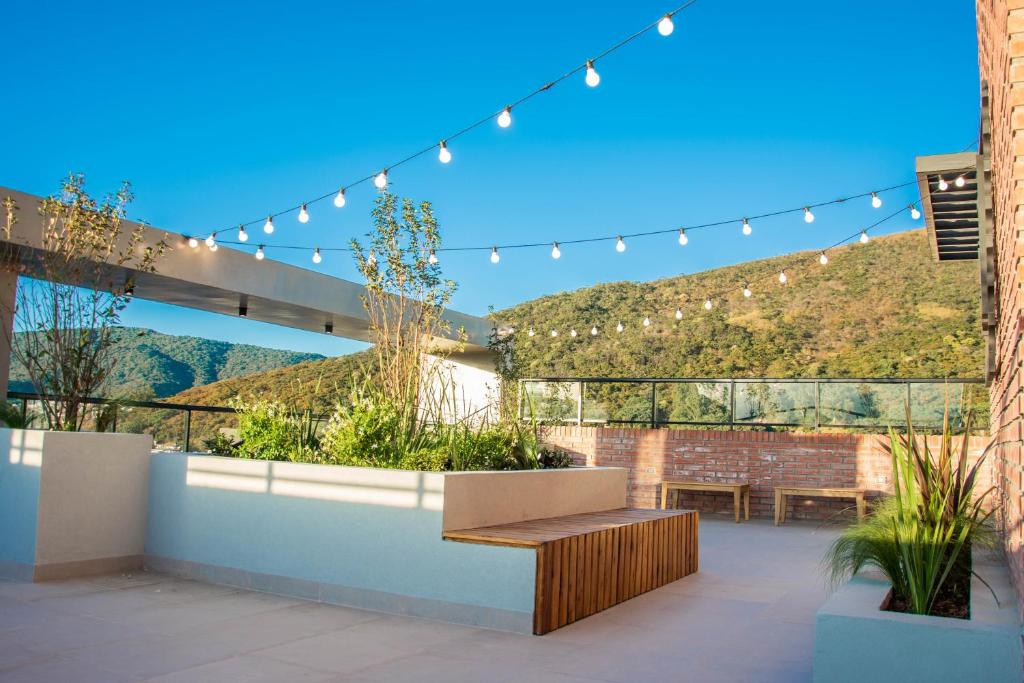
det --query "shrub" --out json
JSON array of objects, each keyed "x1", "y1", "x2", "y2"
[
  {"x1": 540, "y1": 448, "x2": 575, "y2": 469},
  {"x1": 232, "y1": 398, "x2": 320, "y2": 462}
]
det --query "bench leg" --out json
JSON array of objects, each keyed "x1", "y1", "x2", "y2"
[
  {"x1": 744, "y1": 490, "x2": 750, "y2": 521},
  {"x1": 734, "y1": 489, "x2": 741, "y2": 523},
  {"x1": 774, "y1": 489, "x2": 780, "y2": 525},
  {"x1": 856, "y1": 494, "x2": 866, "y2": 520},
  {"x1": 660, "y1": 484, "x2": 668, "y2": 510}
]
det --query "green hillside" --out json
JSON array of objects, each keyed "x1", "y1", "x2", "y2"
[{"x1": 9, "y1": 327, "x2": 325, "y2": 399}]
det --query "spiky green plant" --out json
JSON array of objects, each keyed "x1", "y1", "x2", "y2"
[{"x1": 826, "y1": 404, "x2": 995, "y2": 616}]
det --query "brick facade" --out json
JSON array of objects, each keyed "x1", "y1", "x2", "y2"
[
  {"x1": 978, "y1": 0, "x2": 1024, "y2": 614},
  {"x1": 540, "y1": 426, "x2": 989, "y2": 522}
]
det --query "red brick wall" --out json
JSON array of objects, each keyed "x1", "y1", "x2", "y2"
[
  {"x1": 540, "y1": 426, "x2": 990, "y2": 522},
  {"x1": 978, "y1": 0, "x2": 1024, "y2": 614}
]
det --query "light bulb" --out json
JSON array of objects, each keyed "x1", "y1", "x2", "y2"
[
  {"x1": 590, "y1": 326, "x2": 598, "y2": 336},
  {"x1": 497, "y1": 106, "x2": 512, "y2": 128},
  {"x1": 779, "y1": 270, "x2": 788, "y2": 284},
  {"x1": 263, "y1": 216, "x2": 274, "y2": 234},
  {"x1": 367, "y1": 250, "x2": 377, "y2": 268},
  {"x1": 678, "y1": 228, "x2": 688, "y2": 246},
  {"x1": 585, "y1": 60, "x2": 600, "y2": 87},
  {"x1": 374, "y1": 170, "x2": 388, "y2": 190},
  {"x1": 803, "y1": 207, "x2": 814, "y2": 223},
  {"x1": 204, "y1": 234, "x2": 215, "y2": 248},
  {"x1": 909, "y1": 205, "x2": 921, "y2": 220},
  {"x1": 871, "y1": 192, "x2": 882, "y2": 209},
  {"x1": 615, "y1": 236, "x2": 626, "y2": 252},
  {"x1": 209, "y1": 242, "x2": 218, "y2": 252},
  {"x1": 428, "y1": 250, "x2": 438, "y2": 265},
  {"x1": 704, "y1": 298, "x2": 712, "y2": 310},
  {"x1": 657, "y1": 13, "x2": 674, "y2": 36},
  {"x1": 643, "y1": 316, "x2": 651, "y2": 327},
  {"x1": 955, "y1": 174, "x2": 966, "y2": 188},
  {"x1": 298, "y1": 204, "x2": 310, "y2": 223},
  {"x1": 742, "y1": 219, "x2": 752, "y2": 236},
  {"x1": 312, "y1": 248, "x2": 322, "y2": 264},
  {"x1": 550, "y1": 329, "x2": 558, "y2": 337},
  {"x1": 438, "y1": 141, "x2": 452, "y2": 164},
  {"x1": 551, "y1": 242, "x2": 561, "y2": 259},
  {"x1": 187, "y1": 237, "x2": 199, "y2": 249},
  {"x1": 255, "y1": 245, "x2": 265, "y2": 260},
  {"x1": 570, "y1": 328, "x2": 577, "y2": 338},
  {"x1": 528, "y1": 328, "x2": 535, "y2": 337},
  {"x1": 490, "y1": 247, "x2": 500, "y2": 264},
  {"x1": 938, "y1": 177, "x2": 948, "y2": 191},
  {"x1": 333, "y1": 188, "x2": 346, "y2": 208},
  {"x1": 616, "y1": 322, "x2": 624, "y2": 333},
  {"x1": 675, "y1": 308, "x2": 683, "y2": 320},
  {"x1": 743, "y1": 285, "x2": 752, "y2": 298},
  {"x1": 238, "y1": 225, "x2": 248, "y2": 242},
  {"x1": 819, "y1": 252, "x2": 829, "y2": 265},
  {"x1": 860, "y1": 230, "x2": 870, "y2": 244}
]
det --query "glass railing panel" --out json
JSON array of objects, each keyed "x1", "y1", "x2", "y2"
[
  {"x1": 818, "y1": 382, "x2": 906, "y2": 427},
  {"x1": 582, "y1": 382, "x2": 653, "y2": 424},
  {"x1": 521, "y1": 381, "x2": 580, "y2": 423},
  {"x1": 655, "y1": 381, "x2": 731, "y2": 424},
  {"x1": 733, "y1": 381, "x2": 816, "y2": 426}
]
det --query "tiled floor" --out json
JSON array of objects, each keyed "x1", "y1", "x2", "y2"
[{"x1": 0, "y1": 519, "x2": 841, "y2": 682}]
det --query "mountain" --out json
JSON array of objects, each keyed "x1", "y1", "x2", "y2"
[
  {"x1": 159, "y1": 229, "x2": 983, "y2": 413},
  {"x1": 9, "y1": 327, "x2": 325, "y2": 399}
]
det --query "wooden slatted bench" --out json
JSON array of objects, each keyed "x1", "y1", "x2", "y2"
[
  {"x1": 660, "y1": 478, "x2": 750, "y2": 523},
  {"x1": 774, "y1": 486, "x2": 866, "y2": 525},
  {"x1": 443, "y1": 508, "x2": 699, "y2": 635}
]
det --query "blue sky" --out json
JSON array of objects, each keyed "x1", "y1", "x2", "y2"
[{"x1": 2, "y1": 0, "x2": 979, "y2": 356}]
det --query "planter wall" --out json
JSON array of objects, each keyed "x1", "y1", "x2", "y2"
[
  {"x1": 145, "y1": 453, "x2": 628, "y2": 634},
  {"x1": 814, "y1": 552, "x2": 1022, "y2": 682},
  {"x1": 0, "y1": 428, "x2": 152, "y2": 581}
]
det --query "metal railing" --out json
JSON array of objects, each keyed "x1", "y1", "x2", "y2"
[
  {"x1": 7, "y1": 390, "x2": 236, "y2": 452},
  {"x1": 518, "y1": 377, "x2": 988, "y2": 431}
]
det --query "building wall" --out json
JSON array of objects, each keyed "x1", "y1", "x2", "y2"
[
  {"x1": 540, "y1": 426, "x2": 990, "y2": 521},
  {"x1": 978, "y1": 0, "x2": 1024, "y2": 614}
]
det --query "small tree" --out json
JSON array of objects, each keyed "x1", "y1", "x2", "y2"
[
  {"x1": 2, "y1": 174, "x2": 165, "y2": 430},
  {"x1": 351, "y1": 192, "x2": 461, "y2": 413}
]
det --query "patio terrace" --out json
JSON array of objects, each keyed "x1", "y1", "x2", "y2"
[{"x1": 0, "y1": 518, "x2": 837, "y2": 682}]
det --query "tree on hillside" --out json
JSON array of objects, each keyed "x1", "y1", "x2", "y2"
[{"x1": 2, "y1": 175, "x2": 165, "y2": 430}]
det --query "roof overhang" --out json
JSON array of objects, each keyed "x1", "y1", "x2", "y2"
[
  {"x1": 915, "y1": 152, "x2": 982, "y2": 261},
  {"x1": 0, "y1": 187, "x2": 497, "y2": 369}
]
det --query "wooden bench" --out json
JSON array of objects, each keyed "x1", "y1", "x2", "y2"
[
  {"x1": 661, "y1": 478, "x2": 750, "y2": 523},
  {"x1": 774, "y1": 487, "x2": 866, "y2": 525},
  {"x1": 444, "y1": 508, "x2": 699, "y2": 635}
]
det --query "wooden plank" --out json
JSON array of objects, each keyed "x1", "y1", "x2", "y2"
[
  {"x1": 533, "y1": 545, "x2": 546, "y2": 635},
  {"x1": 559, "y1": 538, "x2": 570, "y2": 628},
  {"x1": 566, "y1": 535, "x2": 577, "y2": 624},
  {"x1": 549, "y1": 538, "x2": 561, "y2": 632}
]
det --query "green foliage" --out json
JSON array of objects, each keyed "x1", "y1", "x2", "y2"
[
  {"x1": 203, "y1": 432, "x2": 237, "y2": 456},
  {"x1": 540, "y1": 448, "x2": 575, "y2": 469},
  {"x1": 231, "y1": 398, "x2": 321, "y2": 463},
  {"x1": 825, "y1": 406, "x2": 996, "y2": 616},
  {"x1": 0, "y1": 402, "x2": 33, "y2": 429}
]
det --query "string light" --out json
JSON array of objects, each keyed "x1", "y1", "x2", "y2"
[
  {"x1": 209, "y1": 242, "x2": 218, "y2": 252},
  {"x1": 675, "y1": 308, "x2": 683, "y2": 320},
  {"x1": 428, "y1": 249, "x2": 438, "y2": 265},
  {"x1": 803, "y1": 207, "x2": 814, "y2": 223},
  {"x1": 678, "y1": 228, "x2": 688, "y2": 246},
  {"x1": 616, "y1": 236, "x2": 626, "y2": 253},
  {"x1": 490, "y1": 247, "x2": 500, "y2": 264},
  {"x1": 438, "y1": 141, "x2": 452, "y2": 164},
  {"x1": 263, "y1": 216, "x2": 274, "y2": 234},
  {"x1": 334, "y1": 188, "x2": 346, "y2": 208},
  {"x1": 312, "y1": 248, "x2": 322, "y2": 264},
  {"x1": 187, "y1": 237, "x2": 199, "y2": 249},
  {"x1": 658, "y1": 13, "x2": 675, "y2": 36},
  {"x1": 551, "y1": 242, "x2": 561, "y2": 259},
  {"x1": 819, "y1": 252, "x2": 829, "y2": 265},
  {"x1": 255, "y1": 245, "x2": 265, "y2": 260},
  {"x1": 298, "y1": 204, "x2": 310, "y2": 223},
  {"x1": 374, "y1": 170, "x2": 388, "y2": 190},
  {"x1": 743, "y1": 285, "x2": 752, "y2": 298},
  {"x1": 643, "y1": 316, "x2": 651, "y2": 327},
  {"x1": 590, "y1": 325, "x2": 598, "y2": 335},
  {"x1": 205, "y1": 233, "x2": 216, "y2": 248},
  {"x1": 741, "y1": 218, "x2": 752, "y2": 236},
  {"x1": 528, "y1": 328, "x2": 535, "y2": 337},
  {"x1": 909, "y1": 205, "x2": 921, "y2": 220},
  {"x1": 497, "y1": 106, "x2": 512, "y2": 128},
  {"x1": 616, "y1": 322, "x2": 624, "y2": 333},
  {"x1": 938, "y1": 177, "x2": 949, "y2": 191},
  {"x1": 550, "y1": 329, "x2": 558, "y2": 337},
  {"x1": 585, "y1": 60, "x2": 600, "y2": 87},
  {"x1": 704, "y1": 298, "x2": 712, "y2": 310},
  {"x1": 779, "y1": 270, "x2": 788, "y2": 284},
  {"x1": 238, "y1": 225, "x2": 248, "y2": 242},
  {"x1": 367, "y1": 250, "x2": 377, "y2": 268},
  {"x1": 955, "y1": 174, "x2": 966, "y2": 188},
  {"x1": 570, "y1": 328, "x2": 578, "y2": 338},
  {"x1": 860, "y1": 230, "x2": 870, "y2": 244},
  {"x1": 871, "y1": 192, "x2": 882, "y2": 209}
]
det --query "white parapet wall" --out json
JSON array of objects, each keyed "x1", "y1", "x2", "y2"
[
  {"x1": 145, "y1": 453, "x2": 628, "y2": 633},
  {"x1": 420, "y1": 353, "x2": 501, "y2": 424},
  {"x1": 0, "y1": 428, "x2": 152, "y2": 581}
]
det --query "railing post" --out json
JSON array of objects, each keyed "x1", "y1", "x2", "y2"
[
  {"x1": 813, "y1": 380, "x2": 820, "y2": 431},
  {"x1": 577, "y1": 381, "x2": 584, "y2": 426},
  {"x1": 729, "y1": 380, "x2": 736, "y2": 430},
  {"x1": 20, "y1": 398, "x2": 27, "y2": 425},
  {"x1": 112, "y1": 405, "x2": 118, "y2": 433},
  {"x1": 650, "y1": 382, "x2": 657, "y2": 429},
  {"x1": 183, "y1": 409, "x2": 192, "y2": 453}
]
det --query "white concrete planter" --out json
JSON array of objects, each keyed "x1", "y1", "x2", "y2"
[
  {"x1": 0, "y1": 428, "x2": 153, "y2": 581},
  {"x1": 814, "y1": 553, "x2": 1022, "y2": 682}
]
